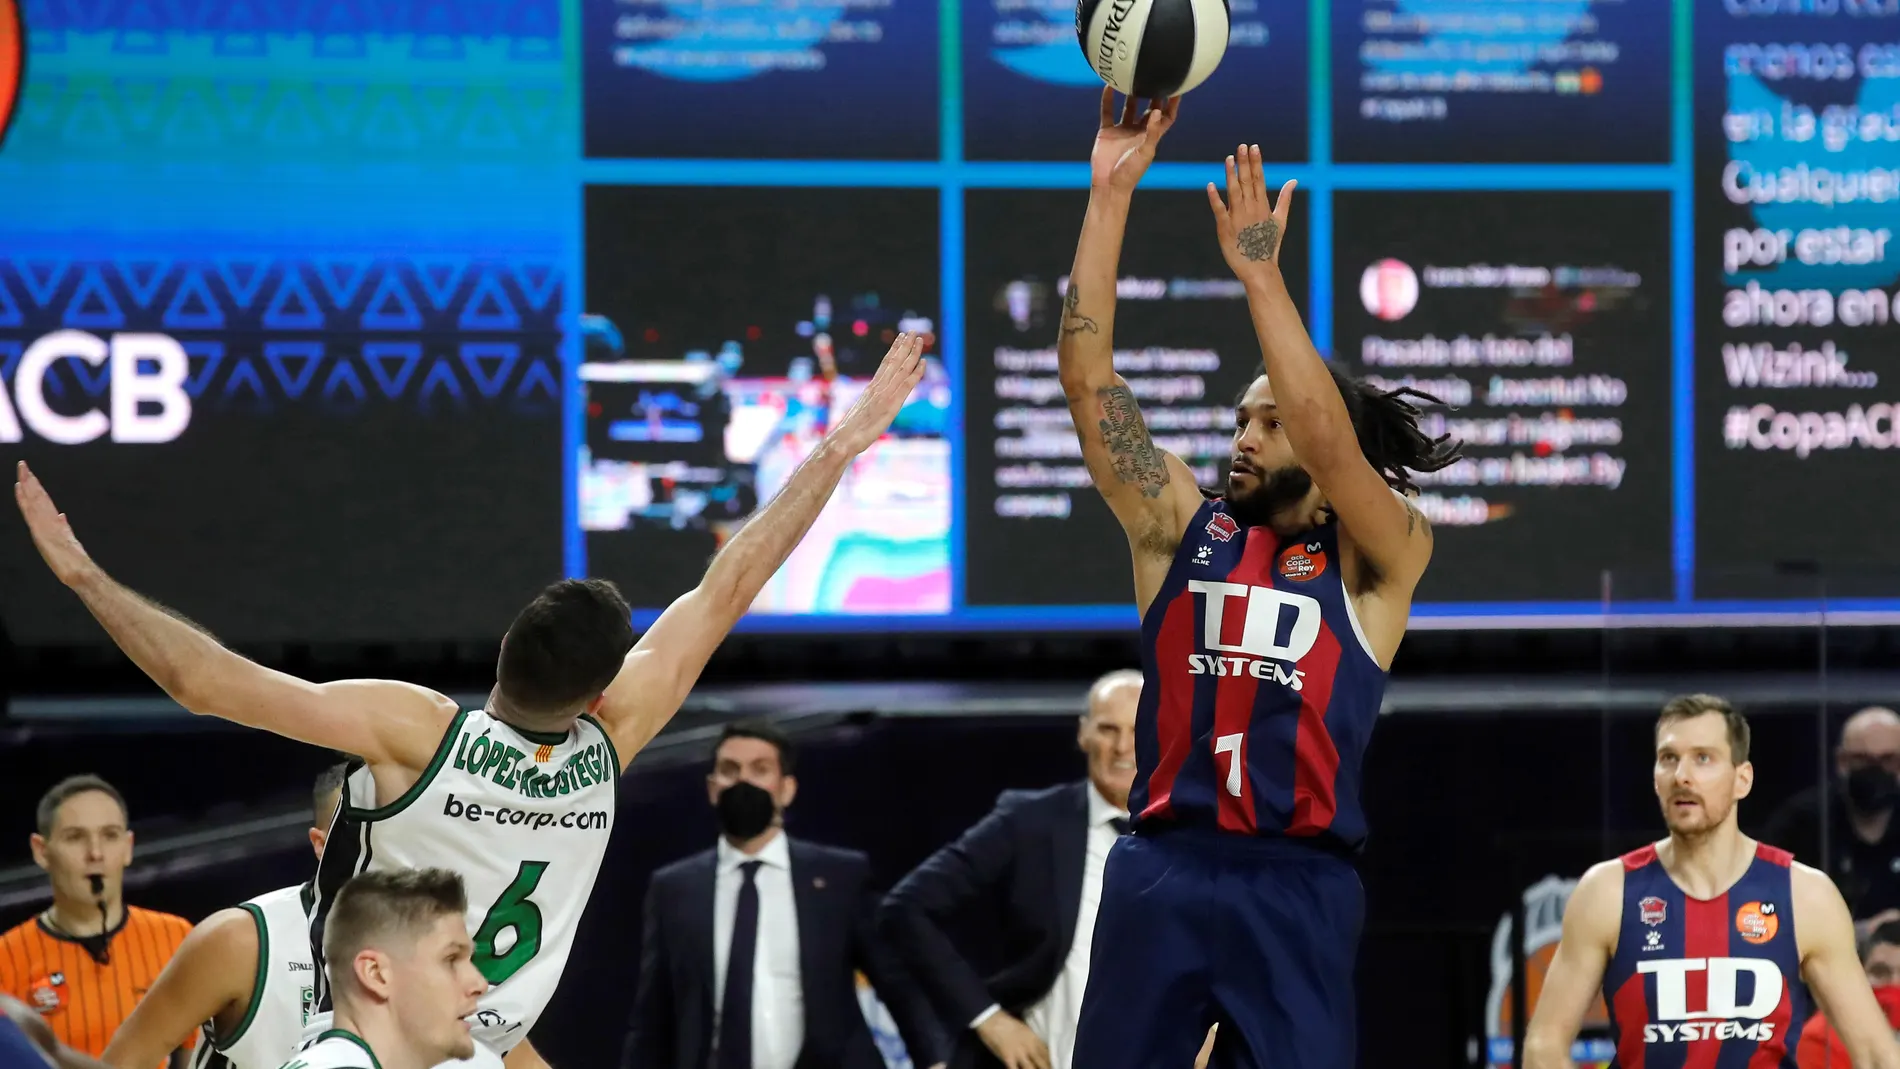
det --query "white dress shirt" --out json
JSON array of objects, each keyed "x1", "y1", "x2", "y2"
[
  {"x1": 712, "y1": 831, "x2": 804, "y2": 1069},
  {"x1": 971, "y1": 783, "x2": 1129, "y2": 1069}
]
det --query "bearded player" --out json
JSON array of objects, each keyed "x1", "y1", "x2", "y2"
[
  {"x1": 14, "y1": 333, "x2": 930, "y2": 1069},
  {"x1": 1524, "y1": 695, "x2": 1900, "y2": 1069},
  {"x1": 1058, "y1": 91, "x2": 1460, "y2": 1069}
]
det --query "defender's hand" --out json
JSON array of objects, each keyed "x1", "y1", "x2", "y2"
[
  {"x1": 827, "y1": 331, "x2": 927, "y2": 455},
  {"x1": 1207, "y1": 144, "x2": 1296, "y2": 282},
  {"x1": 1091, "y1": 88, "x2": 1180, "y2": 195},
  {"x1": 14, "y1": 462, "x2": 98, "y2": 588}
]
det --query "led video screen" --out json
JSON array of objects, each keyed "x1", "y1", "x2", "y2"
[{"x1": 5, "y1": 0, "x2": 1896, "y2": 639}]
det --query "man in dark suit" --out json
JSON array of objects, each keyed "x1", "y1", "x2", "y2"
[
  {"x1": 881, "y1": 671, "x2": 1185, "y2": 1069},
  {"x1": 627, "y1": 719, "x2": 947, "y2": 1069}
]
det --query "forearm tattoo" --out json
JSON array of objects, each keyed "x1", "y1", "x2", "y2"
[
  {"x1": 1097, "y1": 385, "x2": 1171, "y2": 499},
  {"x1": 1060, "y1": 281, "x2": 1098, "y2": 336},
  {"x1": 1236, "y1": 220, "x2": 1281, "y2": 262}
]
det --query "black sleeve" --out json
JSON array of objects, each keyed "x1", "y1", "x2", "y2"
[
  {"x1": 875, "y1": 795, "x2": 1022, "y2": 1028},
  {"x1": 624, "y1": 875, "x2": 674, "y2": 1069},
  {"x1": 851, "y1": 865, "x2": 951, "y2": 1068}
]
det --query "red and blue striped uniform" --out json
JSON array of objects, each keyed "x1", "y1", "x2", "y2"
[
  {"x1": 1603, "y1": 842, "x2": 1810, "y2": 1069},
  {"x1": 1073, "y1": 498, "x2": 1382, "y2": 1069},
  {"x1": 1130, "y1": 497, "x2": 1386, "y2": 852}
]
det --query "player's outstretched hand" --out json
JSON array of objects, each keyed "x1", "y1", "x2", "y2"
[
  {"x1": 828, "y1": 331, "x2": 927, "y2": 455},
  {"x1": 1092, "y1": 88, "x2": 1180, "y2": 195},
  {"x1": 13, "y1": 462, "x2": 98, "y2": 588},
  {"x1": 1207, "y1": 143, "x2": 1296, "y2": 282}
]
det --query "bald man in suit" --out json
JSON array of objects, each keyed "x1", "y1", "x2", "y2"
[{"x1": 881, "y1": 672, "x2": 1225, "y2": 1069}]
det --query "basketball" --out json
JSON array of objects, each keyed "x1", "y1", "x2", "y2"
[{"x1": 1075, "y1": 0, "x2": 1231, "y2": 99}]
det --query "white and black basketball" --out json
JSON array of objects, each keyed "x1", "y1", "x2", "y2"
[{"x1": 1076, "y1": 0, "x2": 1230, "y2": 99}]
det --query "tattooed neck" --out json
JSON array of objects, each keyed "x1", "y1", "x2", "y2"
[
  {"x1": 1236, "y1": 220, "x2": 1281, "y2": 263},
  {"x1": 1060, "y1": 281, "x2": 1099, "y2": 336}
]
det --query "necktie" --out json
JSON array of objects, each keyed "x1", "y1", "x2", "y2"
[
  {"x1": 1110, "y1": 817, "x2": 1130, "y2": 835},
  {"x1": 718, "y1": 860, "x2": 764, "y2": 1069}
]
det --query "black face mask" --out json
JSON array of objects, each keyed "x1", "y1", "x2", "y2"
[
  {"x1": 1843, "y1": 765, "x2": 1900, "y2": 813},
  {"x1": 715, "y1": 780, "x2": 779, "y2": 840}
]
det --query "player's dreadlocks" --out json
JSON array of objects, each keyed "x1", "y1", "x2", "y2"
[
  {"x1": 1238, "y1": 362, "x2": 1464, "y2": 495},
  {"x1": 1323, "y1": 362, "x2": 1463, "y2": 493}
]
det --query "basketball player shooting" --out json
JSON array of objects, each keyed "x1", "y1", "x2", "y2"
[
  {"x1": 12, "y1": 332, "x2": 929, "y2": 1069},
  {"x1": 1523, "y1": 695, "x2": 1900, "y2": 1069},
  {"x1": 1059, "y1": 92, "x2": 1459, "y2": 1069}
]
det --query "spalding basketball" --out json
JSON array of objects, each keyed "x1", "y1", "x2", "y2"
[{"x1": 1076, "y1": 0, "x2": 1230, "y2": 99}]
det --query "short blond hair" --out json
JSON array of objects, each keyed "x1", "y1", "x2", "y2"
[
  {"x1": 323, "y1": 868, "x2": 467, "y2": 971},
  {"x1": 1656, "y1": 693, "x2": 1750, "y2": 764}
]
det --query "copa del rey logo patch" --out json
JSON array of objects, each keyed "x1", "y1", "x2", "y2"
[
  {"x1": 1205, "y1": 513, "x2": 1239, "y2": 542},
  {"x1": 1736, "y1": 901, "x2": 1779, "y2": 945},
  {"x1": 1278, "y1": 542, "x2": 1327, "y2": 582}
]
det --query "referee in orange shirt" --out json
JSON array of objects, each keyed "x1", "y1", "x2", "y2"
[{"x1": 0, "y1": 775, "x2": 193, "y2": 1069}]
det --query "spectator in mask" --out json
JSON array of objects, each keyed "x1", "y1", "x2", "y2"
[
  {"x1": 624, "y1": 720, "x2": 946, "y2": 1069},
  {"x1": 1763, "y1": 707, "x2": 1900, "y2": 923},
  {"x1": 1796, "y1": 919, "x2": 1900, "y2": 1068}
]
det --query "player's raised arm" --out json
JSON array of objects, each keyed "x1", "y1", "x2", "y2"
[
  {"x1": 1523, "y1": 860, "x2": 1623, "y2": 1069},
  {"x1": 1794, "y1": 862, "x2": 1900, "y2": 1068},
  {"x1": 1058, "y1": 90, "x2": 1204, "y2": 577},
  {"x1": 13, "y1": 462, "x2": 454, "y2": 772},
  {"x1": 100, "y1": 909, "x2": 252, "y2": 1069},
  {"x1": 1206, "y1": 147, "x2": 1451, "y2": 592},
  {"x1": 592, "y1": 333, "x2": 929, "y2": 767}
]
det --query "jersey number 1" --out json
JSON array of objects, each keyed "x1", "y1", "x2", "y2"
[
  {"x1": 474, "y1": 860, "x2": 549, "y2": 984},
  {"x1": 1215, "y1": 733, "x2": 1244, "y2": 797}
]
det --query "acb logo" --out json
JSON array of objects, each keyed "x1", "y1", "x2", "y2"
[{"x1": 0, "y1": 0, "x2": 20, "y2": 148}]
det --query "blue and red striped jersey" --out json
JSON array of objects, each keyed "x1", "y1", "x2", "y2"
[
  {"x1": 1602, "y1": 842, "x2": 1811, "y2": 1069},
  {"x1": 1130, "y1": 497, "x2": 1387, "y2": 851}
]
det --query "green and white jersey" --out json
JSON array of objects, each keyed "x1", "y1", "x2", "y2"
[
  {"x1": 192, "y1": 884, "x2": 318, "y2": 1069},
  {"x1": 277, "y1": 1030, "x2": 379, "y2": 1069},
  {"x1": 307, "y1": 708, "x2": 619, "y2": 1055}
]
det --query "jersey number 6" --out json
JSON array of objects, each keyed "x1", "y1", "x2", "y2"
[
  {"x1": 473, "y1": 860, "x2": 549, "y2": 984},
  {"x1": 1215, "y1": 733, "x2": 1244, "y2": 797}
]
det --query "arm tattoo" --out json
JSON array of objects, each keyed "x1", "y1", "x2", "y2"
[
  {"x1": 1060, "y1": 281, "x2": 1098, "y2": 336},
  {"x1": 1403, "y1": 499, "x2": 1432, "y2": 541},
  {"x1": 1096, "y1": 385, "x2": 1171, "y2": 499},
  {"x1": 1236, "y1": 220, "x2": 1281, "y2": 262}
]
